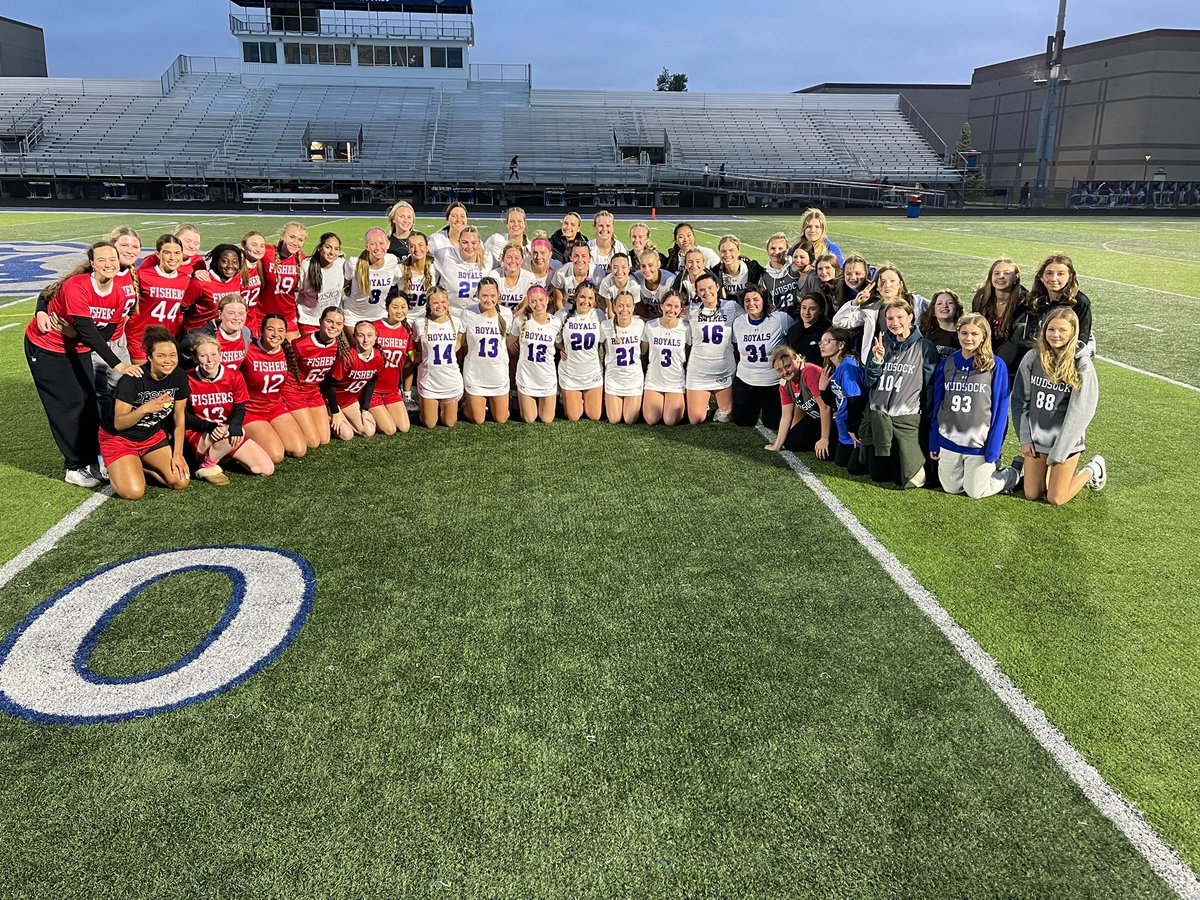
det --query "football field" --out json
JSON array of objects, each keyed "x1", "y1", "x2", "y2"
[{"x1": 1, "y1": 210, "x2": 1198, "y2": 897}]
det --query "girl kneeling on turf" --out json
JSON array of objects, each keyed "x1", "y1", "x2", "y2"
[
  {"x1": 415, "y1": 289, "x2": 464, "y2": 428},
  {"x1": 326, "y1": 321, "x2": 384, "y2": 438},
  {"x1": 240, "y1": 313, "x2": 309, "y2": 462},
  {"x1": 186, "y1": 333, "x2": 274, "y2": 483},
  {"x1": 1012, "y1": 308, "x2": 1105, "y2": 505},
  {"x1": 641, "y1": 290, "x2": 690, "y2": 426},
  {"x1": 819, "y1": 327, "x2": 866, "y2": 468},
  {"x1": 101, "y1": 326, "x2": 190, "y2": 501},
  {"x1": 557, "y1": 282, "x2": 605, "y2": 421},
  {"x1": 928, "y1": 314, "x2": 1020, "y2": 499},
  {"x1": 369, "y1": 292, "x2": 413, "y2": 435},
  {"x1": 460, "y1": 277, "x2": 513, "y2": 424},
  {"x1": 852, "y1": 299, "x2": 939, "y2": 488},
  {"x1": 509, "y1": 285, "x2": 562, "y2": 424},
  {"x1": 602, "y1": 290, "x2": 646, "y2": 424},
  {"x1": 764, "y1": 345, "x2": 830, "y2": 456}
]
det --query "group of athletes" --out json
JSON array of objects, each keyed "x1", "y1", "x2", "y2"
[{"x1": 23, "y1": 202, "x2": 1105, "y2": 506}]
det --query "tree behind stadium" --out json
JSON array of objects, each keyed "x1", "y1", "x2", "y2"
[{"x1": 656, "y1": 68, "x2": 688, "y2": 92}]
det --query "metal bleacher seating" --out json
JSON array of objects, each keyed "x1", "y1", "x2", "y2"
[{"x1": 0, "y1": 64, "x2": 957, "y2": 187}]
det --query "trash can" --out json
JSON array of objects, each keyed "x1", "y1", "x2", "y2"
[{"x1": 906, "y1": 194, "x2": 922, "y2": 218}]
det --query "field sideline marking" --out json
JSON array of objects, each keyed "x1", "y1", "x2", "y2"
[
  {"x1": 0, "y1": 323, "x2": 17, "y2": 332},
  {"x1": 0, "y1": 490, "x2": 110, "y2": 592},
  {"x1": 756, "y1": 424, "x2": 1200, "y2": 899},
  {"x1": 1098, "y1": 356, "x2": 1200, "y2": 393},
  {"x1": 829, "y1": 227, "x2": 1200, "y2": 304},
  {"x1": 0, "y1": 296, "x2": 34, "y2": 308}
]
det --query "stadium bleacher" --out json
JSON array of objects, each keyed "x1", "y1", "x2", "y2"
[{"x1": 0, "y1": 61, "x2": 959, "y2": 194}]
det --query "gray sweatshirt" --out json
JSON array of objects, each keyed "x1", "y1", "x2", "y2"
[{"x1": 1012, "y1": 342, "x2": 1098, "y2": 466}]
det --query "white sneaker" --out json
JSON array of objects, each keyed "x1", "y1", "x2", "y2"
[
  {"x1": 713, "y1": 408, "x2": 733, "y2": 423},
  {"x1": 403, "y1": 390, "x2": 418, "y2": 411},
  {"x1": 1085, "y1": 455, "x2": 1107, "y2": 491},
  {"x1": 65, "y1": 468, "x2": 101, "y2": 488}
]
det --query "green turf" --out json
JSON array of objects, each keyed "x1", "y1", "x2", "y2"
[
  {"x1": 1, "y1": 210, "x2": 1198, "y2": 895},
  {"x1": 0, "y1": 424, "x2": 1175, "y2": 897}
]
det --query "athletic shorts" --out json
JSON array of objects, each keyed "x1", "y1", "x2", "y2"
[
  {"x1": 282, "y1": 381, "x2": 324, "y2": 413},
  {"x1": 243, "y1": 401, "x2": 287, "y2": 425},
  {"x1": 370, "y1": 390, "x2": 402, "y2": 409},
  {"x1": 99, "y1": 429, "x2": 169, "y2": 465}
]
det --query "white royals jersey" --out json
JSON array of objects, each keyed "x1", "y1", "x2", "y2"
[
  {"x1": 416, "y1": 316, "x2": 464, "y2": 400},
  {"x1": 685, "y1": 300, "x2": 744, "y2": 390},
  {"x1": 459, "y1": 306, "x2": 512, "y2": 397},
  {"x1": 587, "y1": 239, "x2": 629, "y2": 282},
  {"x1": 434, "y1": 251, "x2": 490, "y2": 316},
  {"x1": 598, "y1": 275, "x2": 643, "y2": 307},
  {"x1": 398, "y1": 265, "x2": 440, "y2": 319},
  {"x1": 642, "y1": 318, "x2": 690, "y2": 393},
  {"x1": 510, "y1": 313, "x2": 563, "y2": 398},
  {"x1": 297, "y1": 258, "x2": 344, "y2": 327},
  {"x1": 602, "y1": 316, "x2": 646, "y2": 396},
  {"x1": 488, "y1": 268, "x2": 539, "y2": 311},
  {"x1": 732, "y1": 311, "x2": 794, "y2": 387},
  {"x1": 556, "y1": 307, "x2": 606, "y2": 391},
  {"x1": 523, "y1": 260, "x2": 561, "y2": 293},
  {"x1": 551, "y1": 265, "x2": 597, "y2": 306},
  {"x1": 341, "y1": 254, "x2": 401, "y2": 324}
]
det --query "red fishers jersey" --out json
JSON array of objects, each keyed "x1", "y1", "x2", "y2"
[
  {"x1": 25, "y1": 274, "x2": 128, "y2": 355},
  {"x1": 187, "y1": 365, "x2": 249, "y2": 428},
  {"x1": 239, "y1": 341, "x2": 291, "y2": 420},
  {"x1": 373, "y1": 319, "x2": 413, "y2": 399},
  {"x1": 141, "y1": 252, "x2": 206, "y2": 278},
  {"x1": 215, "y1": 325, "x2": 251, "y2": 369},
  {"x1": 261, "y1": 244, "x2": 304, "y2": 322},
  {"x1": 281, "y1": 332, "x2": 340, "y2": 410},
  {"x1": 183, "y1": 273, "x2": 243, "y2": 333},
  {"x1": 110, "y1": 268, "x2": 139, "y2": 340},
  {"x1": 331, "y1": 349, "x2": 384, "y2": 410},
  {"x1": 242, "y1": 263, "x2": 264, "y2": 336},
  {"x1": 124, "y1": 266, "x2": 191, "y2": 355}
]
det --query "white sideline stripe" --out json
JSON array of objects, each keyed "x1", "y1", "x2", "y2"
[
  {"x1": 0, "y1": 489, "x2": 110, "y2": 591},
  {"x1": 756, "y1": 423, "x2": 1200, "y2": 899},
  {"x1": 1134, "y1": 324, "x2": 1165, "y2": 333},
  {"x1": 833, "y1": 229, "x2": 1200, "y2": 303},
  {"x1": 0, "y1": 296, "x2": 34, "y2": 308},
  {"x1": 1097, "y1": 356, "x2": 1200, "y2": 393},
  {"x1": 0, "y1": 323, "x2": 17, "y2": 332}
]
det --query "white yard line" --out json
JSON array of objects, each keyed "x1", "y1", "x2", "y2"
[
  {"x1": 0, "y1": 490, "x2": 111, "y2": 591},
  {"x1": 0, "y1": 323, "x2": 18, "y2": 332},
  {"x1": 1134, "y1": 324, "x2": 1165, "y2": 333},
  {"x1": 1097, "y1": 356, "x2": 1200, "y2": 393},
  {"x1": 0, "y1": 296, "x2": 33, "y2": 308},
  {"x1": 756, "y1": 423, "x2": 1200, "y2": 899}
]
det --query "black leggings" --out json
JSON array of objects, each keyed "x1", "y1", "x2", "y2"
[
  {"x1": 732, "y1": 377, "x2": 783, "y2": 429},
  {"x1": 781, "y1": 414, "x2": 822, "y2": 452},
  {"x1": 25, "y1": 337, "x2": 100, "y2": 471},
  {"x1": 833, "y1": 436, "x2": 857, "y2": 468}
]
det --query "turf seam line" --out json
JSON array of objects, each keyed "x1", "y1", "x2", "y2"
[
  {"x1": 755, "y1": 424, "x2": 1200, "y2": 900},
  {"x1": 1097, "y1": 356, "x2": 1200, "y2": 393},
  {"x1": 836, "y1": 229, "x2": 1200, "y2": 302},
  {"x1": 0, "y1": 489, "x2": 111, "y2": 591}
]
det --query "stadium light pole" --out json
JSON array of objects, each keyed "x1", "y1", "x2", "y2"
[{"x1": 1032, "y1": 0, "x2": 1068, "y2": 209}]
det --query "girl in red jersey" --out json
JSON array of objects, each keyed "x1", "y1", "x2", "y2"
[
  {"x1": 101, "y1": 326, "x2": 190, "y2": 501},
  {"x1": 184, "y1": 245, "x2": 244, "y2": 337},
  {"x1": 185, "y1": 333, "x2": 274, "y2": 483},
  {"x1": 283, "y1": 306, "x2": 346, "y2": 446},
  {"x1": 326, "y1": 321, "x2": 385, "y2": 438},
  {"x1": 206, "y1": 296, "x2": 253, "y2": 369},
  {"x1": 370, "y1": 291, "x2": 413, "y2": 435},
  {"x1": 240, "y1": 313, "x2": 308, "y2": 462},
  {"x1": 240, "y1": 231, "x2": 268, "y2": 337},
  {"x1": 261, "y1": 222, "x2": 307, "y2": 338},
  {"x1": 763, "y1": 345, "x2": 831, "y2": 456},
  {"x1": 297, "y1": 232, "x2": 344, "y2": 336},
  {"x1": 26, "y1": 242, "x2": 144, "y2": 486},
  {"x1": 126, "y1": 234, "x2": 190, "y2": 365}
]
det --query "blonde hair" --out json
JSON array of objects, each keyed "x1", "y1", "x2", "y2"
[
  {"x1": 718, "y1": 235, "x2": 741, "y2": 251},
  {"x1": 801, "y1": 208, "x2": 830, "y2": 259},
  {"x1": 355, "y1": 228, "x2": 390, "y2": 296},
  {"x1": 770, "y1": 344, "x2": 800, "y2": 367},
  {"x1": 386, "y1": 200, "x2": 415, "y2": 231},
  {"x1": 1037, "y1": 308, "x2": 1082, "y2": 390},
  {"x1": 457, "y1": 226, "x2": 487, "y2": 268},
  {"x1": 955, "y1": 312, "x2": 995, "y2": 373},
  {"x1": 174, "y1": 223, "x2": 199, "y2": 239}
]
